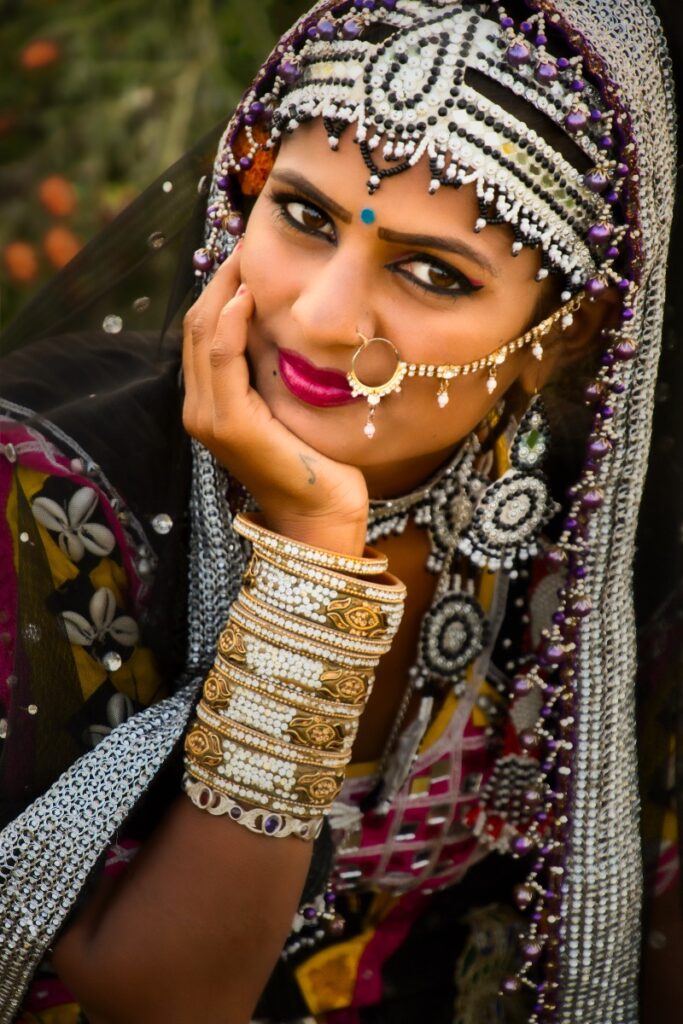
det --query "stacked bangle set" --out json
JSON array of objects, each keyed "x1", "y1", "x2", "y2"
[{"x1": 183, "y1": 513, "x2": 406, "y2": 840}]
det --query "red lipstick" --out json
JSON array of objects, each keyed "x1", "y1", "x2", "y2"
[{"x1": 278, "y1": 349, "x2": 358, "y2": 408}]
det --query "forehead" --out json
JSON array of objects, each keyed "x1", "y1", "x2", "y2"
[{"x1": 272, "y1": 119, "x2": 528, "y2": 267}]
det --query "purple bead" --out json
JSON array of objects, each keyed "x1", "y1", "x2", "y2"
[
  {"x1": 317, "y1": 17, "x2": 336, "y2": 40},
  {"x1": 514, "y1": 884, "x2": 534, "y2": 909},
  {"x1": 279, "y1": 59, "x2": 301, "y2": 85},
  {"x1": 524, "y1": 788, "x2": 541, "y2": 806},
  {"x1": 342, "y1": 18, "x2": 362, "y2": 39},
  {"x1": 615, "y1": 338, "x2": 637, "y2": 361},
  {"x1": 586, "y1": 276, "x2": 607, "y2": 297},
  {"x1": 359, "y1": 0, "x2": 377, "y2": 8},
  {"x1": 570, "y1": 596, "x2": 593, "y2": 617},
  {"x1": 587, "y1": 223, "x2": 613, "y2": 245},
  {"x1": 616, "y1": 162, "x2": 629, "y2": 177},
  {"x1": 601, "y1": 352, "x2": 615, "y2": 367},
  {"x1": 324, "y1": 891, "x2": 336, "y2": 906},
  {"x1": 599, "y1": 134, "x2": 615, "y2": 149},
  {"x1": 545, "y1": 644, "x2": 565, "y2": 663},
  {"x1": 571, "y1": 79, "x2": 586, "y2": 92},
  {"x1": 264, "y1": 815, "x2": 280, "y2": 835},
  {"x1": 606, "y1": 190, "x2": 620, "y2": 204},
  {"x1": 622, "y1": 308, "x2": 635, "y2": 321},
  {"x1": 564, "y1": 517, "x2": 578, "y2": 531},
  {"x1": 520, "y1": 729, "x2": 536, "y2": 749},
  {"x1": 501, "y1": 16, "x2": 515, "y2": 28},
  {"x1": 303, "y1": 906, "x2": 318, "y2": 920},
  {"x1": 535, "y1": 61, "x2": 559, "y2": 84},
  {"x1": 216, "y1": 252, "x2": 227, "y2": 264},
  {"x1": 244, "y1": 113, "x2": 256, "y2": 126},
  {"x1": 607, "y1": 246, "x2": 620, "y2": 259},
  {"x1": 381, "y1": 0, "x2": 397, "y2": 8},
  {"x1": 216, "y1": 175, "x2": 230, "y2": 192},
  {"x1": 306, "y1": 25, "x2": 318, "y2": 40},
  {"x1": 502, "y1": 977, "x2": 522, "y2": 995},
  {"x1": 574, "y1": 566, "x2": 588, "y2": 580},
  {"x1": 250, "y1": 100, "x2": 265, "y2": 116},
  {"x1": 520, "y1": 20, "x2": 532, "y2": 32},
  {"x1": 582, "y1": 488, "x2": 604, "y2": 510},
  {"x1": 535, "y1": 33, "x2": 547, "y2": 45},
  {"x1": 523, "y1": 940, "x2": 543, "y2": 962},
  {"x1": 618, "y1": 278, "x2": 632, "y2": 291},
  {"x1": 557, "y1": 57, "x2": 570, "y2": 70},
  {"x1": 590, "y1": 108, "x2": 604, "y2": 122},
  {"x1": 192, "y1": 248, "x2": 214, "y2": 272},
  {"x1": 612, "y1": 381, "x2": 626, "y2": 394},
  {"x1": 239, "y1": 155, "x2": 253, "y2": 171},
  {"x1": 507, "y1": 42, "x2": 531, "y2": 67},
  {"x1": 514, "y1": 674, "x2": 532, "y2": 696},
  {"x1": 565, "y1": 109, "x2": 588, "y2": 133},
  {"x1": 546, "y1": 546, "x2": 567, "y2": 569},
  {"x1": 581, "y1": 169, "x2": 610, "y2": 193},
  {"x1": 589, "y1": 436, "x2": 612, "y2": 458},
  {"x1": 513, "y1": 834, "x2": 534, "y2": 856},
  {"x1": 226, "y1": 214, "x2": 245, "y2": 236},
  {"x1": 229, "y1": 805, "x2": 242, "y2": 820}
]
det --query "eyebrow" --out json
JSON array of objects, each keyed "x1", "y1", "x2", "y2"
[
  {"x1": 269, "y1": 170, "x2": 352, "y2": 224},
  {"x1": 377, "y1": 227, "x2": 499, "y2": 278},
  {"x1": 270, "y1": 169, "x2": 498, "y2": 277}
]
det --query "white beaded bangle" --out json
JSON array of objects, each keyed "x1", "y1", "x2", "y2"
[{"x1": 234, "y1": 512, "x2": 389, "y2": 576}]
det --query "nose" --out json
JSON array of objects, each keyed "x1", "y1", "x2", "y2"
[{"x1": 289, "y1": 248, "x2": 376, "y2": 352}]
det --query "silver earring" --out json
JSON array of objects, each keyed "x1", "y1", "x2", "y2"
[{"x1": 458, "y1": 394, "x2": 557, "y2": 577}]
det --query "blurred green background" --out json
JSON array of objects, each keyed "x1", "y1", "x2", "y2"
[{"x1": 0, "y1": 0, "x2": 310, "y2": 329}]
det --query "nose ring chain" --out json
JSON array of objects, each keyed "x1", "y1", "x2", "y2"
[{"x1": 347, "y1": 291, "x2": 586, "y2": 439}]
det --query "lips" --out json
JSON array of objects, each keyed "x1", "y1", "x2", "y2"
[{"x1": 278, "y1": 348, "x2": 358, "y2": 408}]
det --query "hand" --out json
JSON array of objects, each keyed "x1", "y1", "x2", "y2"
[{"x1": 182, "y1": 247, "x2": 369, "y2": 556}]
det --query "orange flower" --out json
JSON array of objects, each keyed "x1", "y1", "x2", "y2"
[
  {"x1": 38, "y1": 176, "x2": 77, "y2": 217},
  {"x1": 20, "y1": 39, "x2": 61, "y2": 70},
  {"x1": 3, "y1": 242, "x2": 39, "y2": 284},
  {"x1": 43, "y1": 226, "x2": 81, "y2": 269}
]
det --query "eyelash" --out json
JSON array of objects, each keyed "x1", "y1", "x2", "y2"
[{"x1": 270, "y1": 191, "x2": 483, "y2": 301}]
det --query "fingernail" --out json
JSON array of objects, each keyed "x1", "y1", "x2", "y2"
[{"x1": 236, "y1": 283, "x2": 249, "y2": 297}]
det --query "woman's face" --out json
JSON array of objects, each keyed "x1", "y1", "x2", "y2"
[{"x1": 241, "y1": 120, "x2": 556, "y2": 496}]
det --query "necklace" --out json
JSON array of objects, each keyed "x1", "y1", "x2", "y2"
[{"x1": 364, "y1": 430, "x2": 492, "y2": 813}]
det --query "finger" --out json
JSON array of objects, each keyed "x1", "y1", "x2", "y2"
[
  {"x1": 204, "y1": 286, "x2": 257, "y2": 432},
  {"x1": 183, "y1": 246, "x2": 243, "y2": 422}
]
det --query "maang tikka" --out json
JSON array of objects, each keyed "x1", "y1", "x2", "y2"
[{"x1": 347, "y1": 291, "x2": 584, "y2": 439}]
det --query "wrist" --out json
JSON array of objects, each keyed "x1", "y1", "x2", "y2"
[{"x1": 261, "y1": 513, "x2": 368, "y2": 559}]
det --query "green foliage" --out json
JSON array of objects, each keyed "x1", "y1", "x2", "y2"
[{"x1": 0, "y1": 0, "x2": 309, "y2": 326}]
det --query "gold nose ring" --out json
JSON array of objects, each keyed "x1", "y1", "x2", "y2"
[{"x1": 347, "y1": 333, "x2": 409, "y2": 438}]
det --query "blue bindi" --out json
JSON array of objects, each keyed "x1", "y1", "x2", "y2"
[{"x1": 360, "y1": 207, "x2": 376, "y2": 225}]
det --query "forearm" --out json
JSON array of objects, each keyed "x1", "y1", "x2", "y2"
[
  {"x1": 54, "y1": 797, "x2": 311, "y2": 1024},
  {"x1": 53, "y1": 517, "x2": 404, "y2": 1023}
]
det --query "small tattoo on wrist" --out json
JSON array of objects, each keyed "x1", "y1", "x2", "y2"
[{"x1": 300, "y1": 454, "x2": 317, "y2": 485}]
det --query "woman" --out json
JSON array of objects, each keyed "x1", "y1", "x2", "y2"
[{"x1": 0, "y1": 1, "x2": 679, "y2": 1021}]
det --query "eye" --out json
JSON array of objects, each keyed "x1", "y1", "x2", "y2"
[
  {"x1": 393, "y1": 257, "x2": 481, "y2": 298},
  {"x1": 273, "y1": 193, "x2": 336, "y2": 240}
]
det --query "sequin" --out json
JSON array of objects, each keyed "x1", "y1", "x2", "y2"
[
  {"x1": 102, "y1": 651, "x2": 122, "y2": 673},
  {"x1": 102, "y1": 315, "x2": 123, "y2": 334},
  {"x1": 151, "y1": 513, "x2": 174, "y2": 536}
]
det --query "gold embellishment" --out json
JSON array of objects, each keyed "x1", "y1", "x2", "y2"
[
  {"x1": 319, "y1": 667, "x2": 371, "y2": 704},
  {"x1": 294, "y1": 769, "x2": 345, "y2": 805},
  {"x1": 203, "y1": 668, "x2": 233, "y2": 709},
  {"x1": 185, "y1": 723, "x2": 222, "y2": 768},
  {"x1": 325, "y1": 597, "x2": 387, "y2": 637},
  {"x1": 218, "y1": 622, "x2": 247, "y2": 663},
  {"x1": 288, "y1": 714, "x2": 349, "y2": 751}
]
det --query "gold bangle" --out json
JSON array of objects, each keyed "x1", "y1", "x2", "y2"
[{"x1": 234, "y1": 511, "x2": 389, "y2": 576}]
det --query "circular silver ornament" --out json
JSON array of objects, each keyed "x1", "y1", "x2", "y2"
[{"x1": 419, "y1": 592, "x2": 487, "y2": 676}]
